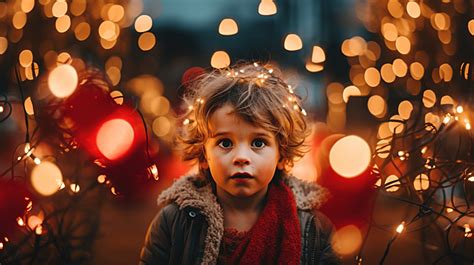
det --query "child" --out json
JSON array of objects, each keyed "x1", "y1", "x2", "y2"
[{"x1": 139, "y1": 62, "x2": 340, "y2": 265}]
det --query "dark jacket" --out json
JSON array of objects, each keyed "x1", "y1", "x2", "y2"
[{"x1": 139, "y1": 175, "x2": 341, "y2": 265}]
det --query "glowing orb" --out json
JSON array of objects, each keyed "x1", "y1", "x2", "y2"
[
  {"x1": 331, "y1": 225, "x2": 362, "y2": 255},
  {"x1": 96, "y1": 119, "x2": 134, "y2": 160},
  {"x1": 48, "y1": 64, "x2": 78, "y2": 98},
  {"x1": 329, "y1": 135, "x2": 371, "y2": 178},
  {"x1": 31, "y1": 161, "x2": 63, "y2": 196}
]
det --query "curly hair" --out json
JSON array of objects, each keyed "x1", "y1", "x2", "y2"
[{"x1": 176, "y1": 62, "x2": 311, "y2": 173}]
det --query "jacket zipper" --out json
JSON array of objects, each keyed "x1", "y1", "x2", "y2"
[{"x1": 309, "y1": 215, "x2": 320, "y2": 265}]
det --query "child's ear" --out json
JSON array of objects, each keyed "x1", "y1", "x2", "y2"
[
  {"x1": 277, "y1": 158, "x2": 285, "y2": 170},
  {"x1": 200, "y1": 160, "x2": 209, "y2": 169}
]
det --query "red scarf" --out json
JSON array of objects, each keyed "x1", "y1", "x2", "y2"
[{"x1": 227, "y1": 181, "x2": 301, "y2": 265}]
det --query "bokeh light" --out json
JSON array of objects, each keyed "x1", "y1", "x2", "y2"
[
  {"x1": 31, "y1": 161, "x2": 63, "y2": 196},
  {"x1": 398, "y1": 100, "x2": 413, "y2": 120},
  {"x1": 48, "y1": 64, "x2": 78, "y2": 98},
  {"x1": 218, "y1": 18, "x2": 238, "y2": 36},
  {"x1": 414, "y1": 174, "x2": 430, "y2": 191},
  {"x1": 311, "y1": 46, "x2": 326, "y2": 63},
  {"x1": 134, "y1": 14, "x2": 152, "y2": 33},
  {"x1": 385, "y1": 174, "x2": 401, "y2": 192},
  {"x1": 96, "y1": 119, "x2": 134, "y2": 160},
  {"x1": 24, "y1": 97, "x2": 34, "y2": 115},
  {"x1": 332, "y1": 225, "x2": 363, "y2": 255},
  {"x1": 74, "y1": 22, "x2": 91, "y2": 41},
  {"x1": 283, "y1": 34, "x2": 303, "y2": 51},
  {"x1": 138, "y1": 32, "x2": 156, "y2": 51},
  {"x1": 258, "y1": 0, "x2": 277, "y2": 16},
  {"x1": 19, "y1": 49, "x2": 33, "y2": 67},
  {"x1": 109, "y1": 90, "x2": 124, "y2": 105},
  {"x1": 422, "y1": 90, "x2": 436, "y2": 108},
  {"x1": 210, "y1": 50, "x2": 230, "y2": 69},
  {"x1": 342, "y1": 85, "x2": 361, "y2": 103},
  {"x1": 329, "y1": 135, "x2": 371, "y2": 178},
  {"x1": 368, "y1": 95, "x2": 386, "y2": 118}
]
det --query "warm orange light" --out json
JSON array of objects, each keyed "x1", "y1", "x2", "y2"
[
  {"x1": 21, "y1": 0, "x2": 35, "y2": 13},
  {"x1": 99, "y1": 20, "x2": 119, "y2": 41},
  {"x1": 12, "y1": 11, "x2": 27, "y2": 29},
  {"x1": 409, "y1": 62, "x2": 424, "y2": 80},
  {"x1": 71, "y1": 0, "x2": 86, "y2": 16},
  {"x1": 329, "y1": 135, "x2": 371, "y2": 178},
  {"x1": 440, "y1": 95, "x2": 454, "y2": 105},
  {"x1": 385, "y1": 174, "x2": 401, "y2": 192},
  {"x1": 0, "y1": 37, "x2": 7, "y2": 54},
  {"x1": 398, "y1": 100, "x2": 413, "y2": 120},
  {"x1": 150, "y1": 96, "x2": 170, "y2": 116},
  {"x1": 24, "y1": 97, "x2": 34, "y2": 115},
  {"x1": 25, "y1": 62, "x2": 39, "y2": 80},
  {"x1": 138, "y1": 32, "x2": 156, "y2": 51},
  {"x1": 55, "y1": 15, "x2": 71, "y2": 33},
  {"x1": 210, "y1": 50, "x2": 231, "y2": 69},
  {"x1": 27, "y1": 215, "x2": 43, "y2": 230},
  {"x1": 52, "y1": 1, "x2": 67, "y2": 18},
  {"x1": 342, "y1": 85, "x2": 361, "y2": 103},
  {"x1": 134, "y1": 15, "x2": 152, "y2": 33},
  {"x1": 218, "y1": 18, "x2": 238, "y2": 36},
  {"x1": 19, "y1": 49, "x2": 33, "y2": 67},
  {"x1": 395, "y1": 36, "x2": 411, "y2": 55},
  {"x1": 414, "y1": 174, "x2": 430, "y2": 191},
  {"x1": 388, "y1": 115, "x2": 405, "y2": 134},
  {"x1": 392, "y1": 59, "x2": 407, "y2": 77},
  {"x1": 332, "y1": 225, "x2": 362, "y2": 255},
  {"x1": 439, "y1": 63, "x2": 453, "y2": 82},
  {"x1": 305, "y1": 62, "x2": 324, "y2": 73},
  {"x1": 311, "y1": 46, "x2": 326, "y2": 63},
  {"x1": 48, "y1": 64, "x2": 78, "y2": 98},
  {"x1": 258, "y1": 0, "x2": 277, "y2": 16},
  {"x1": 283, "y1": 34, "x2": 303, "y2": 51},
  {"x1": 406, "y1": 2, "x2": 421, "y2": 18},
  {"x1": 152, "y1": 116, "x2": 171, "y2": 137},
  {"x1": 96, "y1": 119, "x2": 135, "y2": 160},
  {"x1": 387, "y1": 0, "x2": 404, "y2": 18},
  {"x1": 100, "y1": 38, "x2": 117, "y2": 50},
  {"x1": 106, "y1": 66, "x2": 121, "y2": 86},
  {"x1": 381, "y1": 63, "x2": 396, "y2": 83},
  {"x1": 57, "y1": 52, "x2": 72, "y2": 64},
  {"x1": 469, "y1": 20, "x2": 474, "y2": 36},
  {"x1": 74, "y1": 22, "x2": 90, "y2": 41},
  {"x1": 382, "y1": 23, "x2": 398, "y2": 41},
  {"x1": 107, "y1": 5, "x2": 124, "y2": 22},
  {"x1": 364, "y1": 67, "x2": 381, "y2": 87},
  {"x1": 368, "y1": 95, "x2": 386, "y2": 118},
  {"x1": 109, "y1": 91, "x2": 124, "y2": 106},
  {"x1": 31, "y1": 161, "x2": 63, "y2": 196},
  {"x1": 422, "y1": 90, "x2": 436, "y2": 108}
]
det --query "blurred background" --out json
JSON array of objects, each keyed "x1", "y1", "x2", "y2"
[{"x1": 0, "y1": 0, "x2": 473, "y2": 264}]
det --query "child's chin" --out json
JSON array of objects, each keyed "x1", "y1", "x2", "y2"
[{"x1": 229, "y1": 188, "x2": 255, "y2": 198}]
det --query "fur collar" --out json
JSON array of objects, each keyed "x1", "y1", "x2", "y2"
[{"x1": 157, "y1": 174, "x2": 328, "y2": 265}]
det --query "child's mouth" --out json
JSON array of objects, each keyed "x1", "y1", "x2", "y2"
[{"x1": 230, "y1": 173, "x2": 253, "y2": 179}]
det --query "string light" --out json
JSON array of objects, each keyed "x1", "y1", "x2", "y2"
[
  {"x1": 97, "y1": 174, "x2": 107, "y2": 184},
  {"x1": 396, "y1": 222, "x2": 405, "y2": 234},
  {"x1": 33, "y1": 156, "x2": 41, "y2": 165},
  {"x1": 148, "y1": 164, "x2": 159, "y2": 180},
  {"x1": 464, "y1": 224, "x2": 472, "y2": 238}
]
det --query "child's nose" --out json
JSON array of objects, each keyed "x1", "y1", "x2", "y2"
[{"x1": 233, "y1": 147, "x2": 250, "y2": 166}]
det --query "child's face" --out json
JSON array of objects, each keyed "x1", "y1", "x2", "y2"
[{"x1": 202, "y1": 104, "x2": 283, "y2": 198}]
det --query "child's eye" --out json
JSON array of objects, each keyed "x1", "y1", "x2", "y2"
[
  {"x1": 252, "y1": 139, "x2": 266, "y2": 149},
  {"x1": 218, "y1": 139, "x2": 233, "y2": 149}
]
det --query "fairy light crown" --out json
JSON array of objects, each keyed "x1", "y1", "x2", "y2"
[{"x1": 177, "y1": 62, "x2": 310, "y2": 170}]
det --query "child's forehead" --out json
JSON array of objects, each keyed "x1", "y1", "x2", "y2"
[{"x1": 207, "y1": 105, "x2": 274, "y2": 136}]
